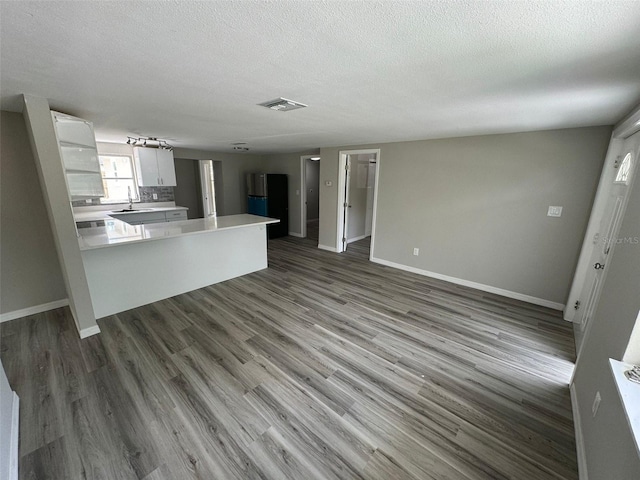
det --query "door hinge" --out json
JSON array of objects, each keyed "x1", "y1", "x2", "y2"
[
  {"x1": 342, "y1": 237, "x2": 346, "y2": 243},
  {"x1": 344, "y1": 202, "x2": 349, "y2": 208},
  {"x1": 574, "y1": 300, "x2": 581, "y2": 310},
  {"x1": 614, "y1": 155, "x2": 622, "y2": 169}
]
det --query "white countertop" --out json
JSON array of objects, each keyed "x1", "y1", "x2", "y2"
[
  {"x1": 78, "y1": 214, "x2": 279, "y2": 250},
  {"x1": 74, "y1": 205, "x2": 188, "y2": 222}
]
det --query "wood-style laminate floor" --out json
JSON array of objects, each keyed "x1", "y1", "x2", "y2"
[{"x1": 0, "y1": 237, "x2": 578, "y2": 480}]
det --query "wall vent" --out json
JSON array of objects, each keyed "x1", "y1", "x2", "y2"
[{"x1": 258, "y1": 97, "x2": 307, "y2": 112}]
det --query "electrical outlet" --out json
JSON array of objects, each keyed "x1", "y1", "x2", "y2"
[
  {"x1": 592, "y1": 391, "x2": 601, "y2": 417},
  {"x1": 413, "y1": 248, "x2": 419, "y2": 256},
  {"x1": 547, "y1": 206, "x2": 563, "y2": 217},
  {"x1": 152, "y1": 193, "x2": 158, "y2": 200}
]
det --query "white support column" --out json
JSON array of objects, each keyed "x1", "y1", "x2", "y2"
[{"x1": 21, "y1": 94, "x2": 99, "y2": 337}]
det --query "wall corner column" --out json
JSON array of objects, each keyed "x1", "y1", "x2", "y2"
[{"x1": 21, "y1": 94, "x2": 99, "y2": 337}]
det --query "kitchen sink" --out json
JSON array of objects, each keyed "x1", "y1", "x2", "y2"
[{"x1": 111, "y1": 208, "x2": 154, "y2": 213}]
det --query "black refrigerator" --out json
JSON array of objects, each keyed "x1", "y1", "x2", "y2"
[{"x1": 246, "y1": 173, "x2": 289, "y2": 239}]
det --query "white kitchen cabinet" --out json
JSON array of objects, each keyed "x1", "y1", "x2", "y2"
[
  {"x1": 108, "y1": 209, "x2": 188, "y2": 225},
  {"x1": 165, "y1": 210, "x2": 187, "y2": 221},
  {"x1": 133, "y1": 147, "x2": 176, "y2": 187},
  {"x1": 52, "y1": 111, "x2": 104, "y2": 200}
]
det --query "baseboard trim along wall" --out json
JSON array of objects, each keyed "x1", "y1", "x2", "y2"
[
  {"x1": 80, "y1": 325, "x2": 101, "y2": 339},
  {"x1": 570, "y1": 383, "x2": 589, "y2": 480},
  {"x1": 347, "y1": 234, "x2": 368, "y2": 244},
  {"x1": 370, "y1": 257, "x2": 565, "y2": 311},
  {"x1": 288, "y1": 232, "x2": 304, "y2": 238},
  {"x1": 0, "y1": 298, "x2": 69, "y2": 323},
  {"x1": 317, "y1": 244, "x2": 339, "y2": 253},
  {"x1": 9, "y1": 392, "x2": 19, "y2": 480}
]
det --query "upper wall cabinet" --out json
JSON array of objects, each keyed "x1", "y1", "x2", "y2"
[
  {"x1": 51, "y1": 111, "x2": 105, "y2": 200},
  {"x1": 133, "y1": 147, "x2": 176, "y2": 187}
]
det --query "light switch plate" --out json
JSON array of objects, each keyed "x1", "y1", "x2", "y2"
[
  {"x1": 152, "y1": 193, "x2": 158, "y2": 200},
  {"x1": 548, "y1": 206, "x2": 563, "y2": 217}
]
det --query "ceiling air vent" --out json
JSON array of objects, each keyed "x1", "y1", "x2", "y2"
[{"x1": 258, "y1": 97, "x2": 307, "y2": 112}]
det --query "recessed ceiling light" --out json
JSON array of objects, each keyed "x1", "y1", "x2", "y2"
[{"x1": 258, "y1": 97, "x2": 307, "y2": 112}]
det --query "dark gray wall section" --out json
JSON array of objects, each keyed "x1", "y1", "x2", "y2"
[
  {"x1": 173, "y1": 158, "x2": 203, "y2": 219},
  {"x1": 1, "y1": 111, "x2": 66, "y2": 314}
]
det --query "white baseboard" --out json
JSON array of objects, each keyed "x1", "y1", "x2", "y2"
[
  {"x1": 347, "y1": 234, "x2": 368, "y2": 244},
  {"x1": 0, "y1": 298, "x2": 69, "y2": 323},
  {"x1": 318, "y1": 244, "x2": 339, "y2": 253},
  {"x1": 570, "y1": 383, "x2": 589, "y2": 480},
  {"x1": 288, "y1": 232, "x2": 304, "y2": 238},
  {"x1": 370, "y1": 257, "x2": 565, "y2": 311},
  {"x1": 10, "y1": 392, "x2": 19, "y2": 480},
  {"x1": 80, "y1": 325, "x2": 101, "y2": 339}
]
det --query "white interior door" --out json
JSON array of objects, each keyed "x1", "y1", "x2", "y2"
[
  {"x1": 199, "y1": 160, "x2": 217, "y2": 217},
  {"x1": 365, "y1": 159, "x2": 377, "y2": 236},
  {"x1": 575, "y1": 131, "x2": 639, "y2": 353}
]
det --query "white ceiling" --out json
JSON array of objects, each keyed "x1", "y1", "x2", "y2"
[{"x1": 2, "y1": 1, "x2": 640, "y2": 154}]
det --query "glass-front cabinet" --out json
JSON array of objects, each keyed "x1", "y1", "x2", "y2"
[{"x1": 51, "y1": 111, "x2": 105, "y2": 200}]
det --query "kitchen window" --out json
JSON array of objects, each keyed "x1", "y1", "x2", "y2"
[{"x1": 98, "y1": 154, "x2": 139, "y2": 203}]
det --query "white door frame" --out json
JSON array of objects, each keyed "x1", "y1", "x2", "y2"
[
  {"x1": 565, "y1": 109, "x2": 640, "y2": 322},
  {"x1": 336, "y1": 149, "x2": 381, "y2": 257},
  {"x1": 300, "y1": 155, "x2": 319, "y2": 238}
]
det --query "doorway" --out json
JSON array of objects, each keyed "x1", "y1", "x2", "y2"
[
  {"x1": 173, "y1": 158, "x2": 224, "y2": 219},
  {"x1": 300, "y1": 155, "x2": 320, "y2": 241},
  {"x1": 199, "y1": 160, "x2": 218, "y2": 217},
  {"x1": 569, "y1": 129, "x2": 640, "y2": 355},
  {"x1": 336, "y1": 149, "x2": 380, "y2": 256}
]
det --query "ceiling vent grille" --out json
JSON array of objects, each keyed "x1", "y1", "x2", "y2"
[{"x1": 258, "y1": 97, "x2": 307, "y2": 112}]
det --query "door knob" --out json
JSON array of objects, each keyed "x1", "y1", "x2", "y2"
[{"x1": 594, "y1": 262, "x2": 605, "y2": 270}]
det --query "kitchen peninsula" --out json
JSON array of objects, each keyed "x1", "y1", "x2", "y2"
[{"x1": 79, "y1": 214, "x2": 278, "y2": 318}]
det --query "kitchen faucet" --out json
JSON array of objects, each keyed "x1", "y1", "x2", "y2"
[{"x1": 127, "y1": 186, "x2": 133, "y2": 210}]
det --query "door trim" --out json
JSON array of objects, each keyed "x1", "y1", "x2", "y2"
[{"x1": 336, "y1": 149, "x2": 380, "y2": 254}]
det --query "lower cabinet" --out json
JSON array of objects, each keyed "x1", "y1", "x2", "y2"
[{"x1": 109, "y1": 210, "x2": 188, "y2": 225}]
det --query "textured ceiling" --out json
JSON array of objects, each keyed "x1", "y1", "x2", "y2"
[{"x1": 2, "y1": 1, "x2": 640, "y2": 153}]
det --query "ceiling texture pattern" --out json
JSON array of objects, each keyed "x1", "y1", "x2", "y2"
[{"x1": 2, "y1": 0, "x2": 640, "y2": 153}]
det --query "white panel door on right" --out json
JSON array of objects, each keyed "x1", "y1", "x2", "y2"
[{"x1": 575, "y1": 130, "x2": 640, "y2": 354}]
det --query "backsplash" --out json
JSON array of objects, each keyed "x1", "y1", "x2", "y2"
[
  {"x1": 139, "y1": 186, "x2": 174, "y2": 202},
  {"x1": 72, "y1": 186, "x2": 174, "y2": 207}
]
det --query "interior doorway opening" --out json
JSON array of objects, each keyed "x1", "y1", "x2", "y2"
[
  {"x1": 300, "y1": 155, "x2": 320, "y2": 242},
  {"x1": 173, "y1": 158, "x2": 223, "y2": 219},
  {"x1": 336, "y1": 149, "x2": 380, "y2": 257}
]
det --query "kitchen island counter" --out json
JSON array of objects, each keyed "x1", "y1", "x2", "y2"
[{"x1": 81, "y1": 214, "x2": 279, "y2": 319}]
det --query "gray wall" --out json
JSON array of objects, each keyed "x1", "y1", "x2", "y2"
[
  {"x1": 263, "y1": 150, "x2": 320, "y2": 235},
  {"x1": 573, "y1": 137, "x2": 640, "y2": 479},
  {"x1": 173, "y1": 158, "x2": 203, "y2": 219},
  {"x1": 172, "y1": 148, "x2": 265, "y2": 216},
  {"x1": 319, "y1": 126, "x2": 611, "y2": 304},
  {"x1": 0, "y1": 111, "x2": 66, "y2": 315},
  {"x1": 305, "y1": 159, "x2": 320, "y2": 221}
]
